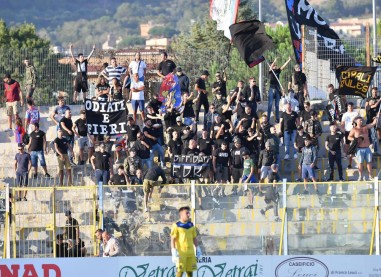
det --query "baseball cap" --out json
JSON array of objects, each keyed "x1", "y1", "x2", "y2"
[
  {"x1": 65, "y1": 210, "x2": 71, "y2": 216},
  {"x1": 176, "y1": 116, "x2": 182, "y2": 122},
  {"x1": 202, "y1": 70, "x2": 210, "y2": 76},
  {"x1": 176, "y1": 67, "x2": 182, "y2": 72}
]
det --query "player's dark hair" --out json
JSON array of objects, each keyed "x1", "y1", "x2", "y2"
[
  {"x1": 78, "y1": 53, "x2": 83, "y2": 57},
  {"x1": 179, "y1": 206, "x2": 190, "y2": 213}
]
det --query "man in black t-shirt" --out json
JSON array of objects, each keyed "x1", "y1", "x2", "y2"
[
  {"x1": 280, "y1": 103, "x2": 299, "y2": 160},
  {"x1": 64, "y1": 210, "x2": 80, "y2": 243},
  {"x1": 230, "y1": 138, "x2": 249, "y2": 194},
  {"x1": 91, "y1": 144, "x2": 113, "y2": 185},
  {"x1": 198, "y1": 129, "x2": 215, "y2": 156},
  {"x1": 109, "y1": 165, "x2": 129, "y2": 185},
  {"x1": 293, "y1": 125, "x2": 311, "y2": 181},
  {"x1": 14, "y1": 143, "x2": 32, "y2": 201},
  {"x1": 325, "y1": 124, "x2": 344, "y2": 181},
  {"x1": 299, "y1": 101, "x2": 314, "y2": 128},
  {"x1": 143, "y1": 165, "x2": 167, "y2": 212},
  {"x1": 243, "y1": 77, "x2": 261, "y2": 112},
  {"x1": 212, "y1": 71, "x2": 227, "y2": 98},
  {"x1": 135, "y1": 132, "x2": 152, "y2": 171},
  {"x1": 73, "y1": 110, "x2": 94, "y2": 165},
  {"x1": 213, "y1": 141, "x2": 231, "y2": 197},
  {"x1": 292, "y1": 64, "x2": 308, "y2": 111},
  {"x1": 60, "y1": 109, "x2": 75, "y2": 165},
  {"x1": 143, "y1": 119, "x2": 166, "y2": 169},
  {"x1": 54, "y1": 129, "x2": 73, "y2": 186},
  {"x1": 27, "y1": 122, "x2": 51, "y2": 178},
  {"x1": 182, "y1": 139, "x2": 201, "y2": 155},
  {"x1": 176, "y1": 67, "x2": 190, "y2": 94},
  {"x1": 267, "y1": 57, "x2": 291, "y2": 123},
  {"x1": 157, "y1": 52, "x2": 176, "y2": 78},
  {"x1": 365, "y1": 87, "x2": 380, "y2": 156},
  {"x1": 168, "y1": 131, "x2": 183, "y2": 158},
  {"x1": 69, "y1": 44, "x2": 95, "y2": 103},
  {"x1": 194, "y1": 70, "x2": 210, "y2": 122},
  {"x1": 126, "y1": 117, "x2": 140, "y2": 149}
]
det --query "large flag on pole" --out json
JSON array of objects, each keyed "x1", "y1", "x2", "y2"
[
  {"x1": 230, "y1": 20, "x2": 273, "y2": 67},
  {"x1": 210, "y1": 0, "x2": 240, "y2": 39},
  {"x1": 285, "y1": 0, "x2": 354, "y2": 68},
  {"x1": 336, "y1": 66, "x2": 377, "y2": 98}
]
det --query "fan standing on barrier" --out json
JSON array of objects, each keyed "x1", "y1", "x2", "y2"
[{"x1": 171, "y1": 206, "x2": 202, "y2": 277}]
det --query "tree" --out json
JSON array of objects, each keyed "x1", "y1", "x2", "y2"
[
  {"x1": 0, "y1": 21, "x2": 72, "y2": 105},
  {"x1": 117, "y1": 36, "x2": 146, "y2": 48},
  {"x1": 148, "y1": 26, "x2": 178, "y2": 38}
]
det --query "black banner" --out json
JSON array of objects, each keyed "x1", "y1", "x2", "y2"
[
  {"x1": 229, "y1": 20, "x2": 273, "y2": 68},
  {"x1": 285, "y1": 0, "x2": 354, "y2": 68},
  {"x1": 85, "y1": 99, "x2": 128, "y2": 135},
  {"x1": 171, "y1": 155, "x2": 211, "y2": 179},
  {"x1": 336, "y1": 66, "x2": 377, "y2": 98}
]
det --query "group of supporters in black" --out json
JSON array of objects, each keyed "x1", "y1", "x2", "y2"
[{"x1": 9, "y1": 48, "x2": 381, "y2": 225}]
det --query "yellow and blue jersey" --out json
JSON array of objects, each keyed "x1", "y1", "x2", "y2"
[{"x1": 171, "y1": 221, "x2": 197, "y2": 257}]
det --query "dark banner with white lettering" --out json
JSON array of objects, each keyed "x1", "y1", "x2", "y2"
[
  {"x1": 85, "y1": 99, "x2": 127, "y2": 135},
  {"x1": 285, "y1": 0, "x2": 354, "y2": 68},
  {"x1": 171, "y1": 155, "x2": 211, "y2": 179},
  {"x1": 336, "y1": 66, "x2": 377, "y2": 98}
]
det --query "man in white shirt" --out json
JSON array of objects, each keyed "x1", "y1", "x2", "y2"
[
  {"x1": 102, "y1": 231, "x2": 120, "y2": 257},
  {"x1": 130, "y1": 73, "x2": 145, "y2": 123},
  {"x1": 341, "y1": 102, "x2": 358, "y2": 167},
  {"x1": 128, "y1": 52, "x2": 146, "y2": 81}
]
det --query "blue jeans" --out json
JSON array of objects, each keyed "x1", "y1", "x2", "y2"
[
  {"x1": 31, "y1": 151, "x2": 47, "y2": 167},
  {"x1": 95, "y1": 169, "x2": 110, "y2": 185},
  {"x1": 284, "y1": 130, "x2": 296, "y2": 156},
  {"x1": 141, "y1": 158, "x2": 153, "y2": 171},
  {"x1": 150, "y1": 143, "x2": 165, "y2": 167},
  {"x1": 267, "y1": 86, "x2": 281, "y2": 122},
  {"x1": 370, "y1": 127, "x2": 379, "y2": 154}
]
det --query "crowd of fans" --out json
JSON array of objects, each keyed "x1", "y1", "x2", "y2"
[{"x1": 4, "y1": 51, "x2": 381, "y2": 225}]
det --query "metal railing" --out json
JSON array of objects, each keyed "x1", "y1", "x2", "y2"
[{"x1": 1, "y1": 180, "x2": 380, "y2": 258}]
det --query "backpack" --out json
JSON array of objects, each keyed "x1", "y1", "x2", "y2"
[{"x1": 22, "y1": 133, "x2": 30, "y2": 145}]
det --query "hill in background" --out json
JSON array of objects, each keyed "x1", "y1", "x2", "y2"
[{"x1": 0, "y1": 0, "x2": 376, "y2": 47}]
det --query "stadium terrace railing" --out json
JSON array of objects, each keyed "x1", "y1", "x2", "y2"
[{"x1": 0, "y1": 180, "x2": 380, "y2": 258}]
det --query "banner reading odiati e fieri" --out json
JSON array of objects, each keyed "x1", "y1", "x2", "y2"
[{"x1": 85, "y1": 99, "x2": 128, "y2": 135}]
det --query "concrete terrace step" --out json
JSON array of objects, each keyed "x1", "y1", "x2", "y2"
[{"x1": 195, "y1": 207, "x2": 376, "y2": 223}]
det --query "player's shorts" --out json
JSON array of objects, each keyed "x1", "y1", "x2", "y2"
[
  {"x1": 177, "y1": 256, "x2": 197, "y2": 273},
  {"x1": 78, "y1": 136, "x2": 93, "y2": 149}
]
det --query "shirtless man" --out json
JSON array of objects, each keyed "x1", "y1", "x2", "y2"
[{"x1": 348, "y1": 116, "x2": 378, "y2": 181}]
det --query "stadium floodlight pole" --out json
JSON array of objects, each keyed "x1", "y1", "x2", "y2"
[{"x1": 258, "y1": 0, "x2": 264, "y2": 100}]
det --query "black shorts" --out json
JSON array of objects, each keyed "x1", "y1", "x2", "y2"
[
  {"x1": 75, "y1": 78, "x2": 88, "y2": 93},
  {"x1": 344, "y1": 131, "x2": 351, "y2": 145},
  {"x1": 232, "y1": 168, "x2": 243, "y2": 183}
]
